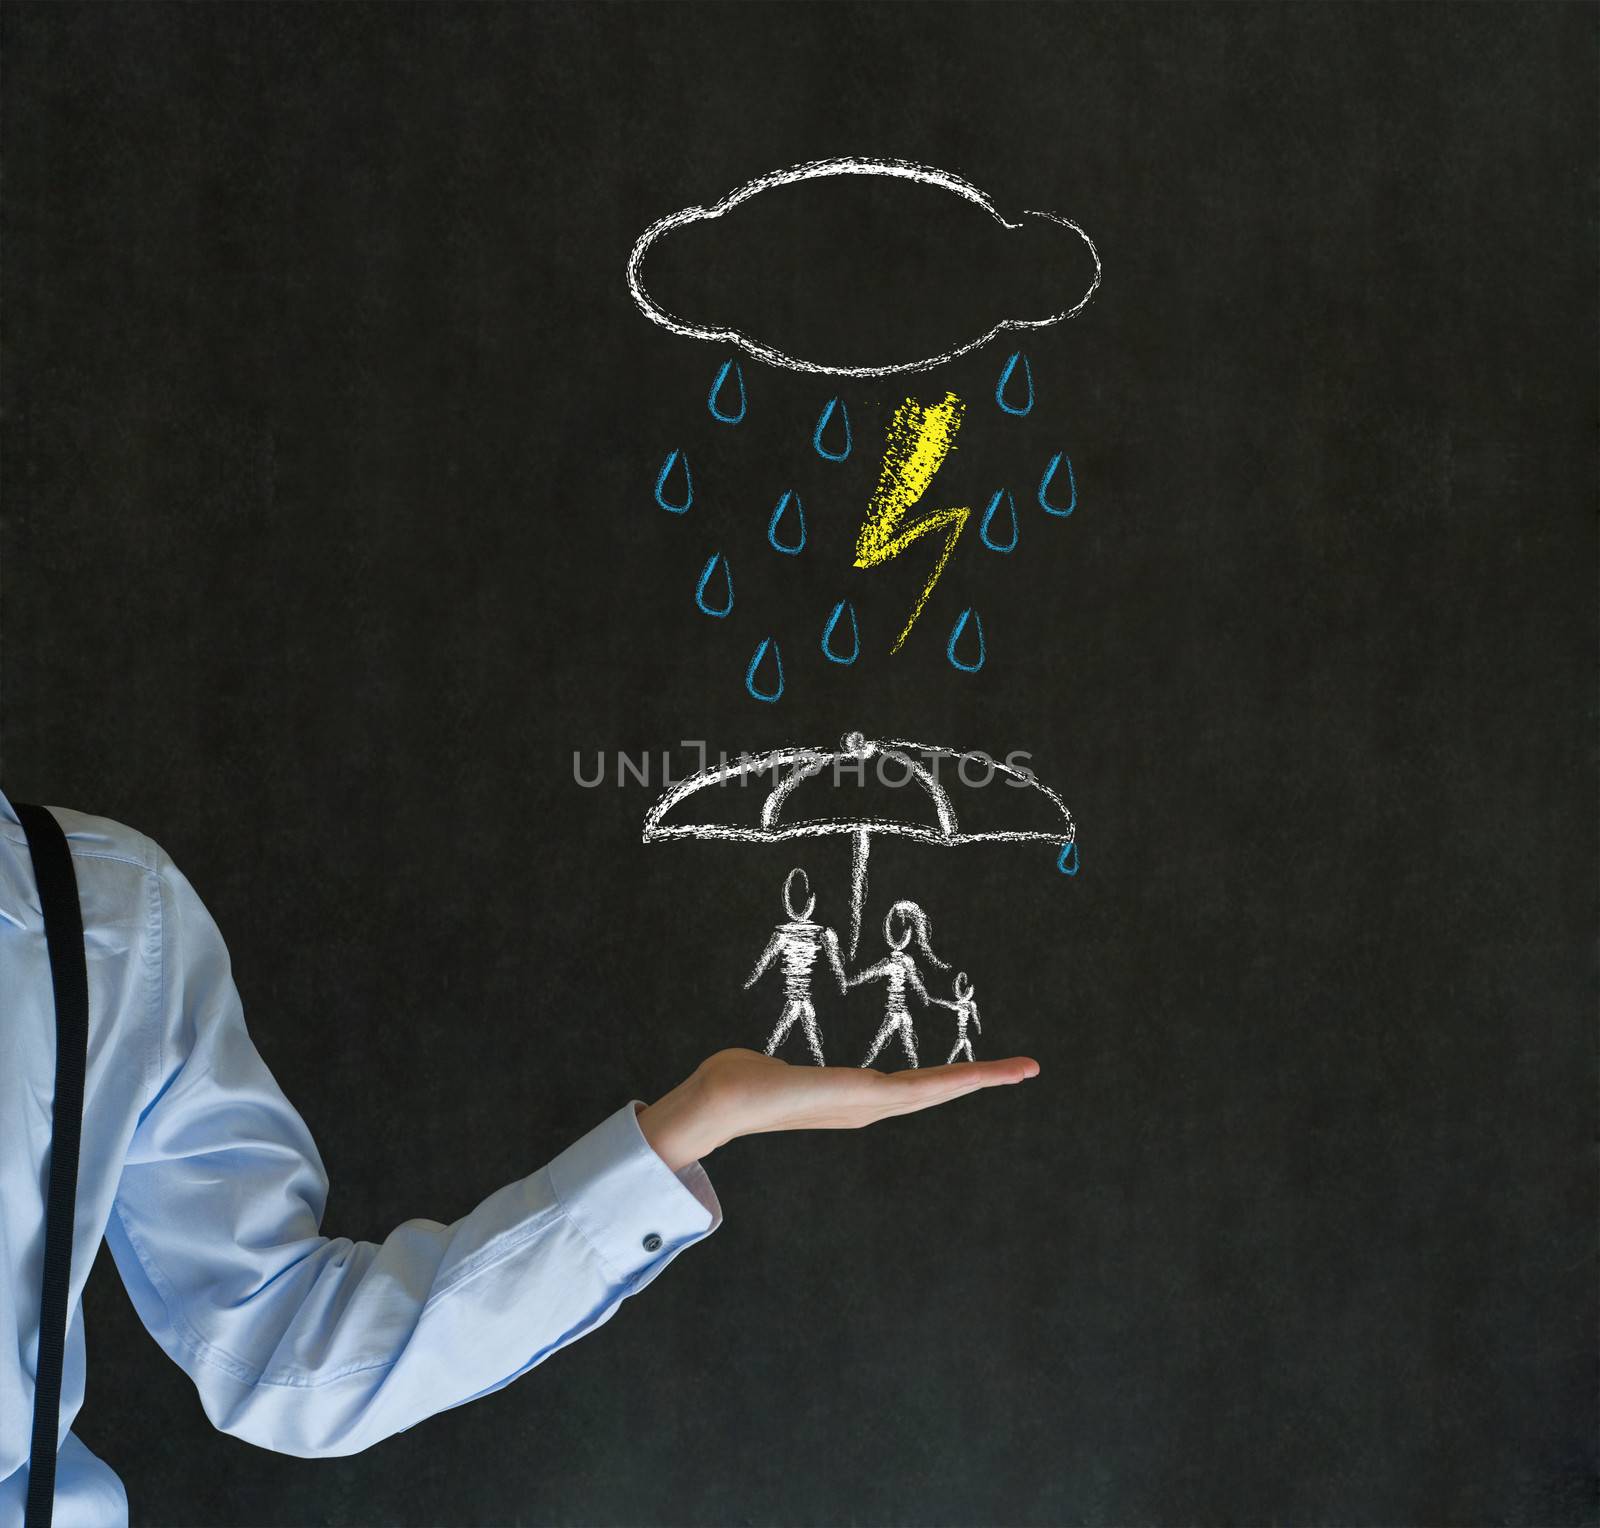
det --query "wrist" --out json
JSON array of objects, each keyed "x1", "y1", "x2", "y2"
[{"x1": 637, "y1": 1071, "x2": 726, "y2": 1173}]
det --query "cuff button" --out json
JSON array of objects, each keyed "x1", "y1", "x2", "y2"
[{"x1": 642, "y1": 1232, "x2": 663, "y2": 1253}]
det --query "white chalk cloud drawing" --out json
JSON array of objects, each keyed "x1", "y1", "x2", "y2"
[{"x1": 625, "y1": 156, "x2": 1103, "y2": 377}]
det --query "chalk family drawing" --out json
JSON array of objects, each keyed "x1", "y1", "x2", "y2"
[
  {"x1": 630, "y1": 159, "x2": 1098, "y2": 1065},
  {"x1": 630, "y1": 155, "x2": 1101, "y2": 691},
  {"x1": 643, "y1": 732, "x2": 1076, "y2": 1066},
  {"x1": 742, "y1": 871, "x2": 975, "y2": 1068}
]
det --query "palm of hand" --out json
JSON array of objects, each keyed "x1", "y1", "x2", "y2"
[{"x1": 696, "y1": 1046, "x2": 1039, "y2": 1142}]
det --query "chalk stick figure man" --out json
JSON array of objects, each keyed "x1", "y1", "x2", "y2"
[
  {"x1": 745, "y1": 867, "x2": 848, "y2": 1066},
  {"x1": 848, "y1": 900, "x2": 948, "y2": 1069},
  {"x1": 933, "y1": 971, "x2": 982, "y2": 1064}
]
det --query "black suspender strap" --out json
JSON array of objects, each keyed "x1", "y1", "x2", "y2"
[{"x1": 15, "y1": 803, "x2": 88, "y2": 1528}]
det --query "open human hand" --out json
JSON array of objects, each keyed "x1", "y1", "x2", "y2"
[{"x1": 636, "y1": 1046, "x2": 1040, "y2": 1172}]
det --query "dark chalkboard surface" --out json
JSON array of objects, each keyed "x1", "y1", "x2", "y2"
[{"x1": 3, "y1": 4, "x2": 1595, "y2": 1524}]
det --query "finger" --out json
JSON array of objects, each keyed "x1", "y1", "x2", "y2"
[
  {"x1": 872, "y1": 1057, "x2": 1039, "y2": 1117},
  {"x1": 895, "y1": 1057, "x2": 1038, "y2": 1089}
]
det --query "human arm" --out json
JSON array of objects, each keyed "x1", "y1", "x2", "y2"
[{"x1": 105, "y1": 850, "x2": 721, "y2": 1458}]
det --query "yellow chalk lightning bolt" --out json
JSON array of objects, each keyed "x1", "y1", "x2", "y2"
[{"x1": 854, "y1": 391, "x2": 968, "y2": 653}]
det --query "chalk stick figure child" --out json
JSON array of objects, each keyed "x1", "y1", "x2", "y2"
[{"x1": 933, "y1": 971, "x2": 982, "y2": 1064}]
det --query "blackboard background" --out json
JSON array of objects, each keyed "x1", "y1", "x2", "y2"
[{"x1": 3, "y1": 4, "x2": 1595, "y2": 1525}]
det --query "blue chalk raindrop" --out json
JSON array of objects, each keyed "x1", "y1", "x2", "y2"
[
  {"x1": 813, "y1": 397, "x2": 852, "y2": 461},
  {"x1": 821, "y1": 599, "x2": 860, "y2": 664},
  {"x1": 767, "y1": 490, "x2": 806, "y2": 555},
  {"x1": 655, "y1": 450, "x2": 692, "y2": 513},
  {"x1": 745, "y1": 637, "x2": 784, "y2": 702},
  {"x1": 1057, "y1": 840, "x2": 1079, "y2": 876},
  {"x1": 1038, "y1": 451, "x2": 1077, "y2": 516},
  {"x1": 947, "y1": 607, "x2": 986, "y2": 672},
  {"x1": 995, "y1": 351, "x2": 1034, "y2": 416},
  {"x1": 707, "y1": 358, "x2": 746, "y2": 424},
  {"x1": 979, "y1": 489, "x2": 1019, "y2": 553},
  {"x1": 694, "y1": 552, "x2": 733, "y2": 617}
]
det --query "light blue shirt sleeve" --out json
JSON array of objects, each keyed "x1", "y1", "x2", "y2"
[{"x1": 102, "y1": 848, "x2": 721, "y2": 1458}]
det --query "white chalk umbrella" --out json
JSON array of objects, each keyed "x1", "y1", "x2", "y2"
[{"x1": 642, "y1": 731, "x2": 1078, "y2": 957}]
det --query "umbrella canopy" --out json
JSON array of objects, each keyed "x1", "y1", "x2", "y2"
[{"x1": 643, "y1": 731, "x2": 1077, "y2": 955}]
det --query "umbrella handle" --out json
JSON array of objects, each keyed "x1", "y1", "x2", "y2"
[{"x1": 848, "y1": 828, "x2": 871, "y2": 960}]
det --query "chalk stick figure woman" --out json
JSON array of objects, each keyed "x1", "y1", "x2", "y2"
[
  {"x1": 848, "y1": 900, "x2": 948, "y2": 1069},
  {"x1": 933, "y1": 971, "x2": 982, "y2": 1064},
  {"x1": 745, "y1": 867, "x2": 848, "y2": 1066}
]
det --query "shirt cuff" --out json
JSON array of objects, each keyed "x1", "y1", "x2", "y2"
[{"x1": 544, "y1": 1098, "x2": 723, "y2": 1285}]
